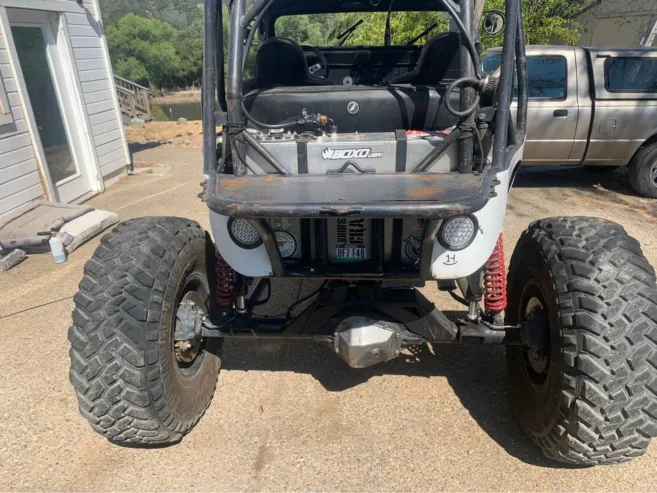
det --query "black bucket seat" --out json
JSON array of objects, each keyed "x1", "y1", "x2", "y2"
[
  {"x1": 390, "y1": 32, "x2": 461, "y2": 85},
  {"x1": 243, "y1": 37, "x2": 332, "y2": 93}
]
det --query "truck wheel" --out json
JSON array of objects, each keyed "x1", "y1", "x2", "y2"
[
  {"x1": 68, "y1": 217, "x2": 222, "y2": 445},
  {"x1": 629, "y1": 143, "x2": 657, "y2": 198},
  {"x1": 506, "y1": 217, "x2": 657, "y2": 465}
]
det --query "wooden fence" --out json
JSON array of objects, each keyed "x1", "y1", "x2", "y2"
[{"x1": 114, "y1": 75, "x2": 151, "y2": 123}]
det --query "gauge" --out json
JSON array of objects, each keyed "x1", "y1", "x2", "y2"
[{"x1": 275, "y1": 231, "x2": 298, "y2": 258}]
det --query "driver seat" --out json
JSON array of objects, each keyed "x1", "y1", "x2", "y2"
[{"x1": 243, "y1": 37, "x2": 332, "y2": 93}]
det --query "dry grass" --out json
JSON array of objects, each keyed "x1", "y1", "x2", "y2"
[
  {"x1": 125, "y1": 121, "x2": 205, "y2": 148},
  {"x1": 151, "y1": 90, "x2": 201, "y2": 104}
]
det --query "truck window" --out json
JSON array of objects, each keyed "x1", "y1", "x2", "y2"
[
  {"x1": 481, "y1": 54, "x2": 567, "y2": 100},
  {"x1": 605, "y1": 57, "x2": 657, "y2": 93},
  {"x1": 525, "y1": 56, "x2": 567, "y2": 99}
]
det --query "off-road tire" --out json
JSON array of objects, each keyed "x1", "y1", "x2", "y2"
[
  {"x1": 69, "y1": 217, "x2": 222, "y2": 445},
  {"x1": 628, "y1": 143, "x2": 657, "y2": 199},
  {"x1": 506, "y1": 217, "x2": 657, "y2": 465}
]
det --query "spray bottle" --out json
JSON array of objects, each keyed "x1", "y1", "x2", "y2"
[{"x1": 39, "y1": 230, "x2": 67, "y2": 264}]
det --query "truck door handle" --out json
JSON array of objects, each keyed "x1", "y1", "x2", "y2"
[{"x1": 553, "y1": 109, "x2": 569, "y2": 118}]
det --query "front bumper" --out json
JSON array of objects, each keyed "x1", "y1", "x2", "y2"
[{"x1": 206, "y1": 169, "x2": 498, "y2": 219}]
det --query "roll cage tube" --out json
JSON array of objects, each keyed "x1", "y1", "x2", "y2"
[{"x1": 203, "y1": 0, "x2": 527, "y2": 178}]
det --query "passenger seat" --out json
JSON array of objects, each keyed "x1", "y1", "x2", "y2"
[{"x1": 390, "y1": 33, "x2": 461, "y2": 86}]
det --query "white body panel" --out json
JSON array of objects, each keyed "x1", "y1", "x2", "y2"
[
  {"x1": 210, "y1": 145, "x2": 524, "y2": 280},
  {"x1": 210, "y1": 213, "x2": 275, "y2": 277},
  {"x1": 431, "y1": 146, "x2": 523, "y2": 279}
]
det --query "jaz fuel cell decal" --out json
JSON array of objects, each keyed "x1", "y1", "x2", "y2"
[
  {"x1": 402, "y1": 219, "x2": 425, "y2": 264},
  {"x1": 404, "y1": 235, "x2": 422, "y2": 262},
  {"x1": 275, "y1": 231, "x2": 298, "y2": 259},
  {"x1": 267, "y1": 219, "x2": 302, "y2": 259}
]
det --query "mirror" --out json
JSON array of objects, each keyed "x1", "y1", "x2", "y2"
[{"x1": 482, "y1": 10, "x2": 505, "y2": 38}]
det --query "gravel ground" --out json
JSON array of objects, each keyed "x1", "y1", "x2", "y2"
[{"x1": 0, "y1": 151, "x2": 656, "y2": 492}]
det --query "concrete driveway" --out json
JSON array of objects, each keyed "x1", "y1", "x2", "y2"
[{"x1": 1, "y1": 148, "x2": 656, "y2": 491}]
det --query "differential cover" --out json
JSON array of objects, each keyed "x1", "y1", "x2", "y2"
[{"x1": 334, "y1": 317, "x2": 402, "y2": 369}]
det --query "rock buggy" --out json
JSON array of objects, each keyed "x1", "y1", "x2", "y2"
[{"x1": 69, "y1": 0, "x2": 657, "y2": 465}]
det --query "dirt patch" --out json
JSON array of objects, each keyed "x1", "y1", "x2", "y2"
[
  {"x1": 151, "y1": 90, "x2": 201, "y2": 104},
  {"x1": 125, "y1": 121, "x2": 205, "y2": 149}
]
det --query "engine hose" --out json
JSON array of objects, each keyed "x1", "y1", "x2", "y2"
[
  {"x1": 444, "y1": 77, "x2": 483, "y2": 118},
  {"x1": 241, "y1": 100, "x2": 303, "y2": 130}
]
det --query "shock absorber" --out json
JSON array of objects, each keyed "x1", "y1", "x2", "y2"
[
  {"x1": 216, "y1": 251, "x2": 236, "y2": 307},
  {"x1": 484, "y1": 234, "x2": 507, "y2": 317}
]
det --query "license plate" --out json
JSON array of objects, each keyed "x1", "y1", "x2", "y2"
[{"x1": 335, "y1": 244, "x2": 367, "y2": 262}]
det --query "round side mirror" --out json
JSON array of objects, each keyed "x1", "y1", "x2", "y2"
[{"x1": 482, "y1": 11, "x2": 505, "y2": 38}]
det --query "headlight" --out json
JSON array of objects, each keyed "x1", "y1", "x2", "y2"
[
  {"x1": 228, "y1": 218, "x2": 262, "y2": 249},
  {"x1": 438, "y1": 216, "x2": 478, "y2": 251}
]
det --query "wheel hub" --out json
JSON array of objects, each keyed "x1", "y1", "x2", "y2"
[
  {"x1": 524, "y1": 296, "x2": 550, "y2": 379},
  {"x1": 174, "y1": 294, "x2": 203, "y2": 365},
  {"x1": 175, "y1": 339, "x2": 201, "y2": 364},
  {"x1": 651, "y1": 162, "x2": 657, "y2": 187}
]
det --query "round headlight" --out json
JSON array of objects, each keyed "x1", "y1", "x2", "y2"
[
  {"x1": 228, "y1": 218, "x2": 262, "y2": 249},
  {"x1": 438, "y1": 216, "x2": 478, "y2": 251}
]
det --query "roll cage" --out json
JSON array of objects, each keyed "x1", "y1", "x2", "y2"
[{"x1": 202, "y1": 0, "x2": 527, "y2": 223}]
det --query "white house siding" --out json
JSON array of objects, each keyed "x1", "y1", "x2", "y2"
[
  {"x1": 0, "y1": 0, "x2": 129, "y2": 217},
  {"x1": 65, "y1": 2, "x2": 128, "y2": 181},
  {"x1": 0, "y1": 29, "x2": 45, "y2": 217},
  {"x1": 577, "y1": 0, "x2": 657, "y2": 46}
]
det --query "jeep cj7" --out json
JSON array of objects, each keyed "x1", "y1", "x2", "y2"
[{"x1": 69, "y1": 0, "x2": 657, "y2": 465}]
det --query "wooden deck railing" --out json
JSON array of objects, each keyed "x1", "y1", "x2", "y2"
[{"x1": 114, "y1": 75, "x2": 151, "y2": 122}]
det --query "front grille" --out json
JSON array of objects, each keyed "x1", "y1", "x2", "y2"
[{"x1": 266, "y1": 218, "x2": 425, "y2": 279}]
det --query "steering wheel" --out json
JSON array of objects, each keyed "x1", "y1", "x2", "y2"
[{"x1": 301, "y1": 45, "x2": 331, "y2": 80}]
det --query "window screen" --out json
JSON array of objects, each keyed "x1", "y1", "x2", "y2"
[
  {"x1": 606, "y1": 57, "x2": 657, "y2": 93},
  {"x1": 0, "y1": 75, "x2": 13, "y2": 126}
]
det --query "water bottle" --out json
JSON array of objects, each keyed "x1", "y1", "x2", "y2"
[{"x1": 49, "y1": 233, "x2": 67, "y2": 264}]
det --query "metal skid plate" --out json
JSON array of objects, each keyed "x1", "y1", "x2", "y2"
[{"x1": 333, "y1": 317, "x2": 402, "y2": 368}]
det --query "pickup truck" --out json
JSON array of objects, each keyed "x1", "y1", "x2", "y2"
[{"x1": 483, "y1": 46, "x2": 657, "y2": 198}]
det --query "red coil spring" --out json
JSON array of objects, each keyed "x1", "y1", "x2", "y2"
[
  {"x1": 484, "y1": 234, "x2": 507, "y2": 314},
  {"x1": 216, "y1": 251, "x2": 236, "y2": 306}
]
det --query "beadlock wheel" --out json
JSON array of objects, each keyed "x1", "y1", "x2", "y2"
[
  {"x1": 506, "y1": 217, "x2": 657, "y2": 465},
  {"x1": 68, "y1": 217, "x2": 223, "y2": 445}
]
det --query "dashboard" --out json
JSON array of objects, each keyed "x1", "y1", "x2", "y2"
[{"x1": 301, "y1": 46, "x2": 423, "y2": 86}]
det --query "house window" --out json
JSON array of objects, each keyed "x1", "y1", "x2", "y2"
[
  {"x1": 0, "y1": 76, "x2": 13, "y2": 126},
  {"x1": 605, "y1": 57, "x2": 657, "y2": 93}
]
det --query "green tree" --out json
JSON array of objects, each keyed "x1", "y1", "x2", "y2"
[
  {"x1": 174, "y1": 21, "x2": 204, "y2": 87},
  {"x1": 483, "y1": 0, "x2": 592, "y2": 48},
  {"x1": 275, "y1": 14, "x2": 330, "y2": 45},
  {"x1": 340, "y1": 12, "x2": 449, "y2": 46},
  {"x1": 106, "y1": 14, "x2": 181, "y2": 88},
  {"x1": 99, "y1": 0, "x2": 202, "y2": 28}
]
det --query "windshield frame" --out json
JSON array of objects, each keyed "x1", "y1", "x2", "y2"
[
  {"x1": 267, "y1": 0, "x2": 455, "y2": 17},
  {"x1": 271, "y1": 11, "x2": 450, "y2": 48}
]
